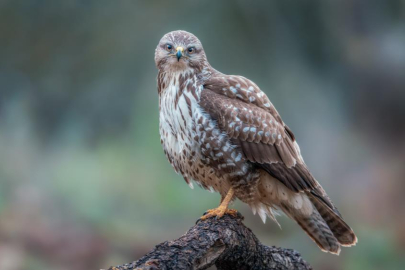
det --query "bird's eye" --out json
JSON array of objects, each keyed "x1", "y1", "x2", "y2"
[
  {"x1": 165, "y1": 44, "x2": 173, "y2": 52},
  {"x1": 187, "y1": 47, "x2": 196, "y2": 54}
]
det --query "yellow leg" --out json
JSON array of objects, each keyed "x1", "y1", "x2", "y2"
[{"x1": 200, "y1": 188, "x2": 237, "y2": 220}]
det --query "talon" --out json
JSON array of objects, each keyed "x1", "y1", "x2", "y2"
[
  {"x1": 226, "y1": 209, "x2": 238, "y2": 217},
  {"x1": 200, "y1": 188, "x2": 236, "y2": 220},
  {"x1": 200, "y1": 208, "x2": 238, "y2": 220}
]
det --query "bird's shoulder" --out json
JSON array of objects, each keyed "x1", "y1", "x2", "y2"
[
  {"x1": 201, "y1": 73, "x2": 289, "y2": 138},
  {"x1": 203, "y1": 73, "x2": 276, "y2": 113}
]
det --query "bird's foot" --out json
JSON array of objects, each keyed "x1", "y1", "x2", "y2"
[{"x1": 200, "y1": 207, "x2": 238, "y2": 220}]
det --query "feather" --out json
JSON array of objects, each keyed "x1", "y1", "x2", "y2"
[
  {"x1": 199, "y1": 89, "x2": 317, "y2": 194},
  {"x1": 295, "y1": 210, "x2": 341, "y2": 255},
  {"x1": 276, "y1": 142, "x2": 297, "y2": 168},
  {"x1": 258, "y1": 206, "x2": 267, "y2": 224},
  {"x1": 308, "y1": 192, "x2": 357, "y2": 246}
]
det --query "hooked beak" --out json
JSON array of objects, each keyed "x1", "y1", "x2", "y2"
[{"x1": 176, "y1": 47, "x2": 184, "y2": 61}]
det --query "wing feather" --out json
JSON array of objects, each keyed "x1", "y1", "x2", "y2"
[{"x1": 201, "y1": 74, "x2": 319, "y2": 193}]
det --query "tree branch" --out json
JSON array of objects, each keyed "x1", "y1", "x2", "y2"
[{"x1": 107, "y1": 212, "x2": 312, "y2": 270}]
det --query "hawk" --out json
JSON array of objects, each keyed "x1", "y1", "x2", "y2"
[{"x1": 155, "y1": 30, "x2": 357, "y2": 254}]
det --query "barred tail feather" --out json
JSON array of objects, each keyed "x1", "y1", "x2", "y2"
[
  {"x1": 257, "y1": 172, "x2": 357, "y2": 254},
  {"x1": 309, "y1": 193, "x2": 358, "y2": 247},
  {"x1": 294, "y1": 210, "x2": 341, "y2": 255}
]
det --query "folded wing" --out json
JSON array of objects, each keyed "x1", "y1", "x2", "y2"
[{"x1": 202, "y1": 74, "x2": 318, "y2": 193}]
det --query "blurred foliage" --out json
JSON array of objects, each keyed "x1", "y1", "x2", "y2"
[{"x1": 0, "y1": 1, "x2": 404, "y2": 270}]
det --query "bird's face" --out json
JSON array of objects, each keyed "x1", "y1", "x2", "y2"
[{"x1": 155, "y1": 30, "x2": 207, "y2": 72}]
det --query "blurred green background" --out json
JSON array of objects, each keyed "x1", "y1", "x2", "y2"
[{"x1": 0, "y1": 1, "x2": 405, "y2": 270}]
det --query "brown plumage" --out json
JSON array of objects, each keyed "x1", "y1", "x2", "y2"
[{"x1": 155, "y1": 30, "x2": 357, "y2": 254}]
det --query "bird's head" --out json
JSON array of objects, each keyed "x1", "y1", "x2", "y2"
[{"x1": 155, "y1": 30, "x2": 207, "y2": 73}]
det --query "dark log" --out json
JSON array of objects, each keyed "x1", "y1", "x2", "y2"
[{"x1": 107, "y1": 212, "x2": 312, "y2": 270}]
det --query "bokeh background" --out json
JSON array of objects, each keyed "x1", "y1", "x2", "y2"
[{"x1": 1, "y1": 1, "x2": 405, "y2": 269}]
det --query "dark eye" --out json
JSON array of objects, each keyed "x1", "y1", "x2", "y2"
[
  {"x1": 165, "y1": 44, "x2": 173, "y2": 52},
  {"x1": 187, "y1": 47, "x2": 196, "y2": 54}
]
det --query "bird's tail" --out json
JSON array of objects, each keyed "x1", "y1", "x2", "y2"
[
  {"x1": 284, "y1": 192, "x2": 357, "y2": 255},
  {"x1": 256, "y1": 173, "x2": 357, "y2": 254},
  {"x1": 294, "y1": 209, "x2": 341, "y2": 254},
  {"x1": 308, "y1": 192, "x2": 358, "y2": 247}
]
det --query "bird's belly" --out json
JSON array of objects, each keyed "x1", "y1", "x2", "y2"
[
  {"x1": 185, "y1": 156, "x2": 231, "y2": 195},
  {"x1": 159, "y1": 92, "x2": 231, "y2": 196},
  {"x1": 160, "y1": 124, "x2": 230, "y2": 196}
]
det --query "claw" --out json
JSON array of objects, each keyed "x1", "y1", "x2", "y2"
[
  {"x1": 200, "y1": 207, "x2": 238, "y2": 220},
  {"x1": 200, "y1": 188, "x2": 236, "y2": 220}
]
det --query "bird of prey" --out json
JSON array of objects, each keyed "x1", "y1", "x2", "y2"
[{"x1": 155, "y1": 30, "x2": 357, "y2": 254}]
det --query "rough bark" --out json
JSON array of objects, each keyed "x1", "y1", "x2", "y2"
[{"x1": 107, "y1": 212, "x2": 312, "y2": 270}]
